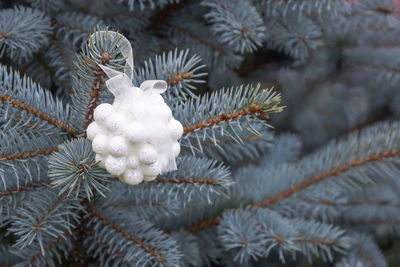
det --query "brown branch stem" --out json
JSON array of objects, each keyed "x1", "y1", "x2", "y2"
[
  {"x1": 89, "y1": 205, "x2": 165, "y2": 262},
  {"x1": 0, "y1": 93, "x2": 77, "y2": 135},
  {"x1": 0, "y1": 147, "x2": 59, "y2": 160},
  {"x1": 183, "y1": 103, "x2": 269, "y2": 136},
  {"x1": 0, "y1": 181, "x2": 51, "y2": 198}
]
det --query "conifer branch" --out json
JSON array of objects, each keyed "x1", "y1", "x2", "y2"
[
  {"x1": 297, "y1": 237, "x2": 336, "y2": 246},
  {"x1": 33, "y1": 193, "x2": 68, "y2": 233},
  {"x1": 188, "y1": 147, "x2": 400, "y2": 233},
  {"x1": 0, "y1": 93, "x2": 77, "y2": 135},
  {"x1": 0, "y1": 147, "x2": 59, "y2": 160},
  {"x1": 154, "y1": 177, "x2": 217, "y2": 185},
  {"x1": 105, "y1": 201, "x2": 165, "y2": 209},
  {"x1": 166, "y1": 72, "x2": 194, "y2": 86},
  {"x1": 51, "y1": 35, "x2": 74, "y2": 73},
  {"x1": 82, "y1": 56, "x2": 109, "y2": 131},
  {"x1": 52, "y1": 20, "x2": 91, "y2": 35},
  {"x1": 303, "y1": 198, "x2": 400, "y2": 208},
  {"x1": 10, "y1": 114, "x2": 40, "y2": 130},
  {"x1": 91, "y1": 234, "x2": 127, "y2": 260},
  {"x1": 259, "y1": 224, "x2": 337, "y2": 246},
  {"x1": 187, "y1": 216, "x2": 221, "y2": 233},
  {"x1": 0, "y1": 182, "x2": 51, "y2": 198},
  {"x1": 171, "y1": 24, "x2": 227, "y2": 55},
  {"x1": 254, "y1": 148, "x2": 399, "y2": 207},
  {"x1": 26, "y1": 231, "x2": 70, "y2": 264},
  {"x1": 355, "y1": 243, "x2": 379, "y2": 267},
  {"x1": 182, "y1": 103, "x2": 270, "y2": 136},
  {"x1": 89, "y1": 205, "x2": 166, "y2": 263}
]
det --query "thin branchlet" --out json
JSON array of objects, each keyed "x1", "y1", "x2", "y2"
[
  {"x1": 187, "y1": 147, "x2": 400, "y2": 233},
  {"x1": 0, "y1": 182, "x2": 51, "y2": 198},
  {"x1": 0, "y1": 93, "x2": 77, "y2": 135},
  {"x1": 89, "y1": 205, "x2": 166, "y2": 263},
  {"x1": 183, "y1": 103, "x2": 270, "y2": 136},
  {"x1": 0, "y1": 147, "x2": 59, "y2": 160}
]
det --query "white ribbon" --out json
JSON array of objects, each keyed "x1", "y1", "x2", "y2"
[
  {"x1": 90, "y1": 31, "x2": 168, "y2": 97},
  {"x1": 89, "y1": 31, "x2": 177, "y2": 172}
]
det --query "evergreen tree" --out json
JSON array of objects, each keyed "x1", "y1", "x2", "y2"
[{"x1": 1, "y1": 0, "x2": 400, "y2": 266}]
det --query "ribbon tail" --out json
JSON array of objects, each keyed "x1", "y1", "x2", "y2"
[
  {"x1": 91, "y1": 30, "x2": 134, "y2": 80},
  {"x1": 104, "y1": 73, "x2": 134, "y2": 98}
]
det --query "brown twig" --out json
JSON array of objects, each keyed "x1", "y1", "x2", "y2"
[
  {"x1": 183, "y1": 103, "x2": 269, "y2": 136},
  {"x1": 0, "y1": 181, "x2": 51, "y2": 198},
  {"x1": 154, "y1": 177, "x2": 217, "y2": 185},
  {"x1": 105, "y1": 200, "x2": 165, "y2": 209},
  {"x1": 81, "y1": 52, "x2": 111, "y2": 131},
  {"x1": 0, "y1": 93, "x2": 77, "y2": 135},
  {"x1": 187, "y1": 148, "x2": 400, "y2": 233},
  {"x1": 0, "y1": 147, "x2": 59, "y2": 160},
  {"x1": 27, "y1": 231, "x2": 71, "y2": 264},
  {"x1": 254, "y1": 148, "x2": 399, "y2": 208},
  {"x1": 89, "y1": 205, "x2": 165, "y2": 262},
  {"x1": 167, "y1": 72, "x2": 194, "y2": 86},
  {"x1": 33, "y1": 193, "x2": 68, "y2": 233}
]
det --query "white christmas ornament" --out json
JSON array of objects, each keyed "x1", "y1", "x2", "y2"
[{"x1": 86, "y1": 31, "x2": 183, "y2": 185}]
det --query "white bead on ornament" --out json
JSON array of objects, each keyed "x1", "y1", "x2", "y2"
[{"x1": 86, "y1": 31, "x2": 183, "y2": 185}]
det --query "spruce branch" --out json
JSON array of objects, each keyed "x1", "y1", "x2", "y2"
[
  {"x1": 0, "y1": 181, "x2": 50, "y2": 198},
  {"x1": 254, "y1": 148, "x2": 399, "y2": 208},
  {"x1": 0, "y1": 93, "x2": 76, "y2": 135},
  {"x1": 151, "y1": 156, "x2": 232, "y2": 204},
  {"x1": 87, "y1": 204, "x2": 181, "y2": 266},
  {"x1": 90, "y1": 207, "x2": 165, "y2": 262},
  {"x1": 186, "y1": 121, "x2": 400, "y2": 234},
  {"x1": 50, "y1": 35, "x2": 74, "y2": 73},
  {"x1": 48, "y1": 138, "x2": 112, "y2": 199},
  {"x1": 0, "y1": 129, "x2": 64, "y2": 203},
  {"x1": 338, "y1": 233, "x2": 388, "y2": 267},
  {"x1": 263, "y1": 11, "x2": 322, "y2": 62},
  {"x1": 217, "y1": 208, "x2": 350, "y2": 264},
  {"x1": 133, "y1": 49, "x2": 206, "y2": 100},
  {"x1": 11, "y1": 230, "x2": 73, "y2": 267},
  {"x1": 169, "y1": 18, "x2": 243, "y2": 69},
  {"x1": 52, "y1": 12, "x2": 105, "y2": 49},
  {"x1": 85, "y1": 234, "x2": 130, "y2": 265},
  {"x1": 177, "y1": 84, "x2": 283, "y2": 154},
  {"x1": 8, "y1": 188, "x2": 81, "y2": 255},
  {"x1": 121, "y1": 0, "x2": 181, "y2": 11},
  {"x1": 0, "y1": 6, "x2": 52, "y2": 63},
  {"x1": 202, "y1": 0, "x2": 265, "y2": 53},
  {"x1": 73, "y1": 28, "x2": 126, "y2": 132},
  {"x1": 0, "y1": 147, "x2": 59, "y2": 161},
  {"x1": 0, "y1": 65, "x2": 77, "y2": 135},
  {"x1": 263, "y1": 0, "x2": 350, "y2": 17},
  {"x1": 100, "y1": 181, "x2": 180, "y2": 221}
]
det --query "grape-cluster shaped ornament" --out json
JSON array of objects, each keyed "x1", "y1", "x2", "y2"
[{"x1": 86, "y1": 31, "x2": 183, "y2": 185}]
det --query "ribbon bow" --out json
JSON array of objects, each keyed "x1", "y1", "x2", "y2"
[{"x1": 90, "y1": 31, "x2": 167, "y2": 97}]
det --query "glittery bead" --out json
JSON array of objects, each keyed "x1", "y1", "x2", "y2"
[
  {"x1": 86, "y1": 122, "x2": 106, "y2": 141},
  {"x1": 95, "y1": 153, "x2": 106, "y2": 168},
  {"x1": 109, "y1": 136, "x2": 129, "y2": 157},
  {"x1": 122, "y1": 169, "x2": 144, "y2": 185},
  {"x1": 125, "y1": 122, "x2": 146, "y2": 144},
  {"x1": 92, "y1": 134, "x2": 109, "y2": 154},
  {"x1": 138, "y1": 144, "x2": 158, "y2": 164},
  {"x1": 93, "y1": 103, "x2": 114, "y2": 123},
  {"x1": 169, "y1": 119, "x2": 183, "y2": 139},
  {"x1": 126, "y1": 155, "x2": 139, "y2": 169},
  {"x1": 105, "y1": 113, "x2": 127, "y2": 134},
  {"x1": 105, "y1": 155, "x2": 126, "y2": 176},
  {"x1": 143, "y1": 161, "x2": 162, "y2": 180}
]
